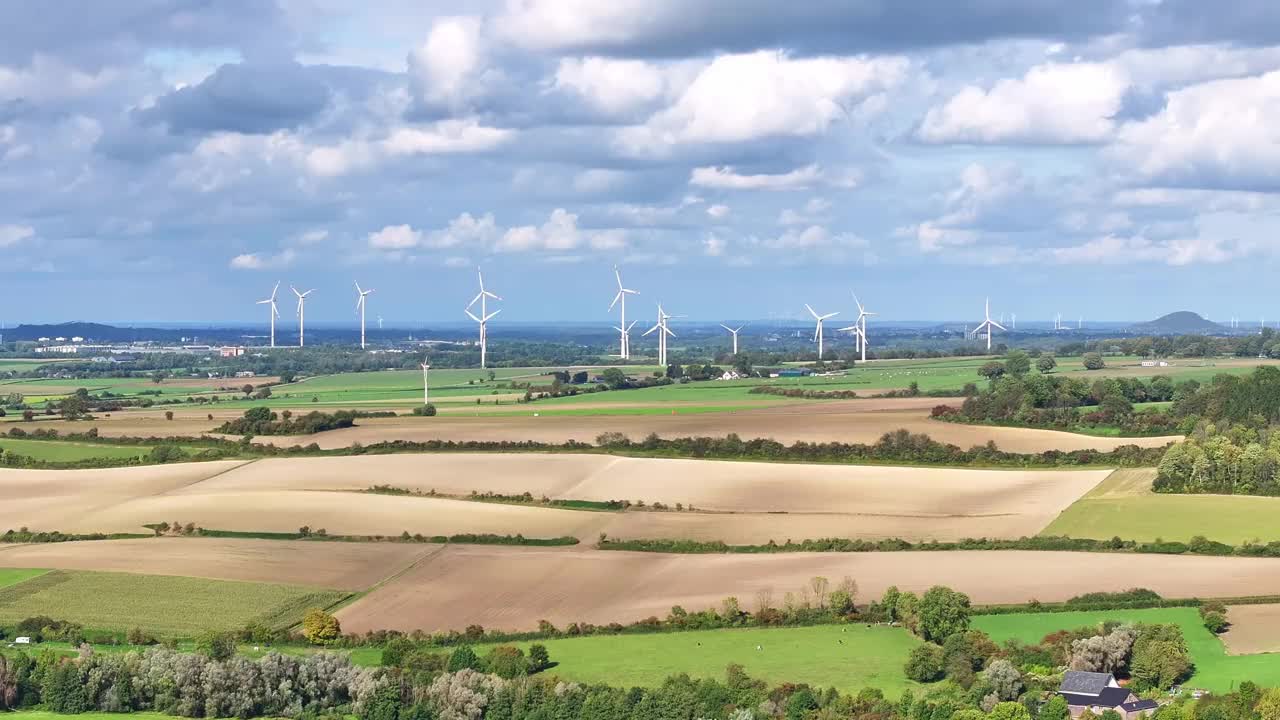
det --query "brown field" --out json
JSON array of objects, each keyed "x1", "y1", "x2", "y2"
[
  {"x1": 256, "y1": 401, "x2": 1180, "y2": 453},
  {"x1": 1221, "y1": 604, "x2": 1280, "y2": 655},
  {"x1": 0, "y1": 537, "x2": 431, "y2": 590},
  {"x1": 20, "y1": 397, "x2": 1178, "y2": 454},
  {"x1": 337, "y1": 545, "x2": 1280, "y2": 633},
  {"x1": 3, "y1": 455, "x2": 1109, "y2": 542},
  {"x1": 0, "y1": 461, "x2": 244, "y2": 532}
]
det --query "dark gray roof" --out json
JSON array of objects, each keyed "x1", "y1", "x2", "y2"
[
  {"x1": 1060, "y1": 671, "x2": 1115, "y2": 696},
  {"x1": 1122, "y1": 700, "x2": 1159, "y2": 713},
  {"x1": 1062, "y1": 688, "x2": 1135, "y2": 709}
]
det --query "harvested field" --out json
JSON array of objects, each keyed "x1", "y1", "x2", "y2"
[
  {"x1": 0, "y1": 537, "x2": 429, "y2": 590},
  {"x1": 254, "y1": 402, "x2": 1179, "y2": 453},
  {"x1": 8, "y1": 454, "x2": 1106, "y2": 542},
  {"x1": 337, "y1": 546, "x2": 1280, "y2": 633},
  {"x1": 0, "y1": 461, "x2": 244, "y2": 533},
  {"x1": 1222, "y1": 605, "x2": 1280, "y2": 655}
]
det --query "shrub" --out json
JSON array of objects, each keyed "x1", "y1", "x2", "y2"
[
  {"x1": 302, "y1": 608, "x2": 341, "y2": 644},
  {"x1": 904, "y1": 644, "x2": 946, "y2": 682}
]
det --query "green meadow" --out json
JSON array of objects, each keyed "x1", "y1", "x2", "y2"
[
  {"x1": 0, "y1": 436, "x2": 153, "y2": 461},
  {"x1": 0, "y1": 568, "x2": 48, "y2": 589}
]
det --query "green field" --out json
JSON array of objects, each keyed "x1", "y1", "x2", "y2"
[
  {"x1": 0, "y1": 570, "x2": 347, "y2": 635},
  {"x1": 0, "y1": 568, "x2": 48, "y2": 589},
  {"x1": 974, "y1": 607, "x2": 1280, "y2": 692},
  {"x1": 1042, "y1": 468, "x2": 1280, "y2": 544},
  {"x1": 0, "y1": 436, "x2": 152, "y2": 461},
  {"x1": 473, "y1": 624, "x2": 923, "y2": 697}
]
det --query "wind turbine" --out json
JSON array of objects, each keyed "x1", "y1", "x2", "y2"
[
  {"x1": 420, "y1": 361, "x2": 431, "y2": 406},
  {"x1": 805, "y1": 304, "x2": 839, "y2": 361},
  {"x1": 970, "y1": 298, "x2": 1005, "y2": 352},
  {"x1": 255, "y1": 282, "x2": 281, "y2": 348},
  {"x1": 291, "y1": 286, "x2": 314, "y2": 347},
  {"x1": 465, "y1": 270, "x2": 501, "y2": 368},
  {"x1": 851, "y1": 294, "x2": 876, "y2": 363},
  {"x1": 354, "y1": 282, "x2": 375, "y2": 350},
  {"x1": 643, "y1": 303, "x2": 678, "y2": 366},
  {"x1": 720, "y1": 324, "x2": 745, "y2": 355},
  {"x1": 377, "y1": 315, "x2": 384, "y2": 330},
  {"x1": 609, "y1": 266, "x2": 639, "y2": 359}
]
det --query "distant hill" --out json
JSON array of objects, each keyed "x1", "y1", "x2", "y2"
[
  {"x1": 7, "y1": 322, "x2": 193, "y2": 343},
  {"x1": 1130, "y1": 311, "x2": 1224, "y2": 335}
]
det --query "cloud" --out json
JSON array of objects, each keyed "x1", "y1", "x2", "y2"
[
  {"x1": 306, "y1": 119, "x2": 514, "y2": 177},
  {"x1": 690, "y1": 164, "x2": 824, "y2": 191},
  {"x1": 1109, "y1": 69, "x2": 1280, "y2": 191},
  {"x1": 706, "y1": 204, "x2": 730, "y2": 219},
  {"x1": 703, "y1": 234, "x2": 726, "y2": 256},
  {"x1": 0, "y1": 224, "x2": 35, "y2": 247},
  {"x1": 367, "y1": 224, "x2": 422, "y2": 250},
  {"x1": 919, "y1": 62, "x2": 1128, "y2": 144},
  {"x1": 141, "y1": 62, "x2": 331, "y2": 135},
  {"x1": 409, "y1": 16, "x2": 486, "y2": 110},
  {"x1": 779, "y1": 197, "x2": 831, "y2": 225},
  {"x1": 495, "y1": 0, "x2": 1124, "y2": 57},
  {"x1": 551, "y1": 57, "x2": 678, "y2": 116},
  {"x1": 906, "y1": 163, "x2": 1038, "y2": 252},
  {"x1": 228, "y1": 248, "x2": 296, "y2": 269},
  {"x1": 1043, "y1": 234, "x2": 1248, "y2": 266},
  {"x1": 617, "y1": 51, "x2": 907, "y2": 152}
]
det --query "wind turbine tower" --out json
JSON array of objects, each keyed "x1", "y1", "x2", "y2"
[
  {"x1": 970, "y1": 298, "x2": 1006, "y2": 352},
  {"x1": 420, "y1": 362, "x2": 430, "y2": 406},
  {"x1": 643, "y1": 303, "x2": 678, "y2": 366},
  {"x1": 609, "y1": 266, "x2": 639, "y2": 359},
  {"x1": 805, "y1": 304, "x2": 839, "y2": 361},
  {"x1": 465, "y1": 270, "x2": 502, "y2": 368},
  {"x1": 291, "y1": 286, "x2": 314, "y2": 347},
  {"x1": 256, "y1": 282, "x2": 281, "y2": 348},
  {"x1": 720, "y1": 324, "x2": 744, "y2": 354},
  {"x1": 354, "y1": 282, "x2": 375, "y2": 349}
]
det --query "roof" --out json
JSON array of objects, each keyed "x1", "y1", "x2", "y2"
[
  {"x1": 1060, "y1": 671, "x2": 1115, "y2": 696},
  {"x1": 1061, "y1": 688, "x2": 1135, "y2": 709},
  {"x1": 1122, "y1": 700, "x2": 1159, "y2": 713}
]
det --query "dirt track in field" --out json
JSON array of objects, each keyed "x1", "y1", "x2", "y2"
[
  {"x1": 337, "y1": 546, "x2": 1280, "y2": 633},
  {"x1": 1222, "y1": 604, "x2": 1280, "y2": 654},
  {"x1": 0, "y1": 537, "x2": 430, "y2": 590},
  {"x1": 2, "y1": 455, "x2": 1110, "y2": 542}
]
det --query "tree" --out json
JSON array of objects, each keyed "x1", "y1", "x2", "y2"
[
  {"x1": 917, "y1": 586, "x2": 971, "y2": 643},
  {"x1": 904, "y1": 645, "x2": 946, "y2": 682},
  {"x1": 197, "y1": 630, "x2": 237, "y2": 661},
  {"x1": 527, "y1": 644, "x2": 551, "y2": 673},
  {"x1": 1004, "y1": 350, "x2": 1031, "y2": 378},
  {"x1": 242, "y1": 384, "x2": 255, "y2": 396},
  {"x1": 1202, "y1": 610, "x2": 1228, "y2": 634},
  {"x1": 978, "y1": 361, "x2": 1006, "y2": 381},
  {"x1": 364, "y1": 682, "x2": 404, "y2": 720},
  {"x1": 302, "y1": 608, "x2": 341, "y2": 644},
  {"x1": 600, "y1": 367, "x2": 628, "y2": 390},
  {"x1": 989, "y1": 702, "x2": 1033, "y2": 720},
  {"x1": 21, "y1": 409, "x2": 33, "y2": 422},
  {"x1": 1040, "y1": 695, "x2": 1070, "y2": 720},
  {"x1": 484, "y1": 646, "x2": 528, "y2": 679},
  {"x1": 447, "y1": 645, "x2": 482, "y2": 672},
  {"x1": 1083, "y1": 352, "x2": 1105, "y2": 370},
  {"x1": 280, "y1": 371, "x2": 296, "y2": 384},
  {"x1": 1037, "y1": 355, "x2": 1058, "y2": 374},
  {"x1": 984, "y1": 659, "x2": 1023, "y2": 700},
  {"x1": 152, "y1": 370, "x2": 168, "y2": 384},
  {"x1": 164, "y1": 410, "x2": 174, "y2": 421}
]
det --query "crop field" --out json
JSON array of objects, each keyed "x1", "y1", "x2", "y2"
[
  {"x1": 0, "y1": 436, "x2": 153, "y2": 461},
  {"x1": 0, "y1": 538, "x2": 433, "y2": 590},
  {"x1": 1, "y1": 454, "x2": 1110, "y2": 542},
  {"x1": 0, "y1": 569, "x2": 347, "y2": 634},
  {"x1": 1221, "y1": 604, "x2": 1280, "y2": 655},
  {"x1": 1042, "y1": 468, "x2": 1280, "y2": 543},
  {"x1": 974, "y1": 607, "x2": 1280, "y2": 692},
  {"x1": 477, "y1": 624, "x2": 923, "y2": 697},
  {"x1": 0, "y1": 568, "x2": 47, "y2": 589},
  {"x1": 336, "y1": 545, "x2": 1280, "y2": 634}
]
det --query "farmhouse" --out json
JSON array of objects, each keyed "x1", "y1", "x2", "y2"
[{"x1": 1058, "y1": 671, "x2": 1158, "y2": 719}]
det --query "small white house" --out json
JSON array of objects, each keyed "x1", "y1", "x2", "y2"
[{"x1": 14, "y1": 636, "x2": 31, "y2": 645}]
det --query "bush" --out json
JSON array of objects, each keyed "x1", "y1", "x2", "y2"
[
  {"x1": 302, "y1": 608, "x2": 341, "y2": 644},
  {"x1": 1202, "y1": 610, "x2": 1228, "y2": 633},
  {"x1": 1082, "y1": 352, "x2": 1105, "y2": 370},
  {"x1": 411, "y1": 403, "x2": 437, "y2": 417},
  {"x1": 904, "y1": 644, "x2": 946, "y2": 682},
  {"x1": 196, "y1": 630, "x2": 236, "y2": 661}
]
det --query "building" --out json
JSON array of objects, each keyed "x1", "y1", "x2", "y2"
[
  {"x1": 234, "y1": 370, "x2": 256, "y2": 378},
  {"x1": 14, "y1": 636, "x2": 31, "y2": 645},
  {"x1": 776, "y1": 368, "x2": 812, "y2": 378},
  {"x1": 219, "y1": 346, "x2": 246, "y2": 357},
  {"x1": 1059, "y1": 672, "x2": 1158, "y2": 719}
]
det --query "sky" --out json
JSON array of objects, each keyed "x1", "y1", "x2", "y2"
[{"x1": 2, "y1": 0, "x2": 1280, "y2": 324}]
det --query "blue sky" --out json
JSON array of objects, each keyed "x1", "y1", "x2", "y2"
[{"x1": 2, "y1": 0, "x2": 1280, "y2": 323}]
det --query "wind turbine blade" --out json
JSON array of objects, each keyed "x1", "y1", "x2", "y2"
[
  {"x1": 270, "y1": 282, "x2": 279, "y2": 300},
  {"x1": 991, "y1": 321, "x2": 1007, "y2": 331},
  {"x1": 805, "y1": 303, "x2": 819, "y2": 319},
  {"x1": 465, "y1": 309, "x2": 481, "y2": 323},
  {"x1": 609, "y1": 291, "x2": 622, "y2": 311},
  {"x1": 485, "y1": 309, "x2": 501, "y2": 321},
  {"x1": 356, "y1": 296, "x2": 364, "y2": 312},
  {"x1": 642, "y1": 323, "x2": 660, "y2": 336},
  {"x1": 665, "y1": 327, "x2": 675, "y2": 337},
  {"x1": 720, "y1": 324, "x2": 732, "y2": 332},
  {"x1": 256, "y1": 299, "x2": 271, "y2": 304},
  {"x1": 469, "y1": 291, "x2": 483, "y2": 307},
  {"x1": 623, "y1": 288, "x2": 638, "y2": 295},
  {"x1": 614, "y1": 266, "x2": 623, "y2": 290},
  {"x1": 626, "y1": 320, "x2": 638, "y2": 331},
  {"x1": 820, "y1": 312, "x2": 839, "y2": 320},
  {"x1": 273, "y1": 304, "x2": 280, "y2": 319},
  {"x1": 485, "y1": 291, "x2": 502, "y2": 300},
  {"x1": 355, "y1": 281, "x2": 362, "y2": 294}
]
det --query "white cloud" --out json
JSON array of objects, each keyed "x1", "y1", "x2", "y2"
[
  {"x1": 499, "y1": 208, "x2": 584, "y2": 251},
  {"x1": 690, "y1": 164, "x2": 823, "y2": 191},
  {"x1": 295, "y1": 229, "x2": 329, "y2": 245},
  {"x1": 495, "y1": 0, "x2": 651, "y2": 51},
  {"x1": 573, "y1": 168, "x2": 628, "y2": 193},
  {"x1": 0, "y1": 55, "x2": 120, "y2": 103},
  {"x1": 367, "y1": 224, "x2": 422, "y2": 250},
  {"x1": 919, "y1": 62, "x2": 1128, "y2": 144},
  {"x1": 384, "y1": 119, "x2": 514, "y2": 156},
  {"x1": 1044, "y1": 234, "x2": 1246, "y2": 266},
  {"x1": 431, "y1": 212, "x2": 499, "y2": 248},
  {"x1": 552, "y1": 57, "x2": 678, "y2": 115},
  {"x1": 703, "y1": 234, "x2": 726, "y2": 256},
  {"x1": 409, "y1": 16, "x2": 486, "y2": 109},
  {"x1": 228, "y1": 248, "x2": 296, "y2": 269},
  {"x1": 0, "y1": 225, "x2": 35, "y2": 248},
  {"x1": 706, "y1": 204, "x2": 730, "y2": 219},
  {"x1": 779, "y1": 197, "x2": 831, "y2": 225},
  {"x1": 618, "y1": 51, "x2": 907, "y2": 152},
  {"x1": 1109, "y1": 70, "x2": 1280, "y2": 190}
]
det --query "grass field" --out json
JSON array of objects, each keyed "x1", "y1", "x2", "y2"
[
  {"x1": 0, "y1": 568, "x2": 47, "y2": 589},
  {"x1": 0, "y1": 569, "x2": 348, "y2": 635},
  {"x1": 1042, "y1": 469, "x2": 1280, "y2": 544},
  {"x1": 974, "y1": 607, "x2": 1280, "y2": 692},
  {"x1": 0, "y1": 436, "x2": 152, "y2": 461},
  {"x1": 474, "y1": 624, "x2": 922, "y2": 697}
]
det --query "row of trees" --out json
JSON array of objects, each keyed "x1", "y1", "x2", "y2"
[{"x1": 214, "y1": 407, "x2": 364, "y2": 436}]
